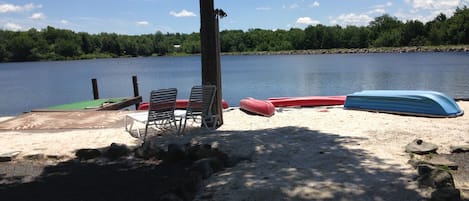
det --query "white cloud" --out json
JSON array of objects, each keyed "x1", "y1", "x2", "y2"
[
  {"x1": 399, "y1": 0, "x2": 465, "y2": 23},
  {"x1": 60, "y1": 19, "x2": 69, "y2": 24},
  {"x1": 406, "y1": 0, "x2": 460, "y2": 10},
  {"x1": 3, "y1": 22, "x2": 22, "y2": 31},
  {"x1": 367, "y1": 8, "x2": 386, "y2": 14},
  {"x1": 0, "y1": 3, "x2": 41, "y2": 13},
  {"x1": 29, "y1": 12, "x2": 46, "y2": 20},
  {"x1": 256, "y1": 7, "x2": 271, "y2": 11},
  {"x1": 169, "y1": 9, "x2": 196, "y2": 17},
  {"x1": 136, "y1": 21, "x2": 149, "y2": 26},
  {"x1": 372, "y1": 2, "x2": 393, "y2": 8},
  {"x1": 331, "y1": 13, "x2": 373, "y2": 26},
  {"x1": 310, "y1": 1, "x2": 320, "y2": 7},
  {"x1": 296, "y1": 17, "x2": 320, "y2": 25}
]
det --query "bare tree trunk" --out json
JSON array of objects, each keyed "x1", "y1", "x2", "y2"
[{"x1": 200, "y1": 0, "x2": 223, "y2": 127}]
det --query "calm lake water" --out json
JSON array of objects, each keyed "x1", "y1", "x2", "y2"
[{"x1": 1, "y1": 52, "x2": 469, "y2": 116}]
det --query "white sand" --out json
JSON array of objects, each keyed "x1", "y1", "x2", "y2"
[{"x1": 1, "y1": 102, "x2": 468, "y2": 200}]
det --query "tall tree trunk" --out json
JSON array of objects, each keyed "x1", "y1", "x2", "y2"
[{"x1": 200, "y1": 0, "x2": 223, "y2": 127}]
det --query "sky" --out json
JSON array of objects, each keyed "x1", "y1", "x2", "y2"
[{"x1": 1, "y1": 0, "x2": 468, "y2": 35}]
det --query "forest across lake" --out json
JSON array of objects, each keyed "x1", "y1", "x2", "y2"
[{"x1": 0, "y1": 7, "x2": 468, "y2": 62}]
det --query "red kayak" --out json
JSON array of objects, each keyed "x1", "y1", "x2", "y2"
[
  {"x1": 268, "y1": 96, "x2": 346, "y2": 107},
  {"x1": 240, "y1": 97, "x2": 275, "y2": 117},
  {"x1": 138, "y1": 99, "x2": 229, "y2": 110}
]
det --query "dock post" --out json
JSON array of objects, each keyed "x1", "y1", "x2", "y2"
[
  {"x1": 92, "y1": 78, "x2": 99, "y2": 100},
  {"x1": 132, "y1": 75, "x2": 140, "y2": 109}
]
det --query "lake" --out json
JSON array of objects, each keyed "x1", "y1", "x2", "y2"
[{"x1": 1, "y1": 52, "x2": 469, "y2": 116}]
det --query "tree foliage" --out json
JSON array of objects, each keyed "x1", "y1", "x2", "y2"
[{"x1": 0, "y1": 7, "x2": 468, "y2": 62}]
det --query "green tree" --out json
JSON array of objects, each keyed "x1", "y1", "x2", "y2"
[
  {"x1": 304, "y1": 25, "x2": 320, "y2": 49},
  {"x1": 320, "y1": 26, "x2": 342, "y2": 49},
  {"x1": 369, "y1": 14, "x2": 403, "y2": 47},
  {"x1": 287, "y1": 28, "x2": 305, "y2": 50},
  {"x1": 220, "y1": 30, "x2": 244, "y2": 52},
  {"x1": 401, "y1": 20, "x2": 426, "y2": 46},
  {"x1": 99, "y1": 33, "x2": 121, "y2": 55},
  {"x1": 79, "y1": 32, "x2": 95, "y2": 54},
  {"x1": 425, "y1": 13, "x2": 449, "y2": 45},
  {"x1": 447, "y1": 6, "x2": 469, "y2": 44},
  {"x1": 181, "y1": 32, "x2": 200, "y2": 54},
  {"x1": 7, "y1": 32, "x2": 35, "y2": 61},
  {"x1": 54, "y1": 38, "x2": 81, "y2": 58}
]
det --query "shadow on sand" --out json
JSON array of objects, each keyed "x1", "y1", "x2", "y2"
[{"x1": 0, "y1": 126, "x2": 426, "y2": 201}]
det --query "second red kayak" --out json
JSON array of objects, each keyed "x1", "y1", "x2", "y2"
[
  {"x1": 240, "y1": 97, "x2": 275, "y2": 117},
  {"x1": 268, "y1": 96, "x2": 346, "y2": 107}
]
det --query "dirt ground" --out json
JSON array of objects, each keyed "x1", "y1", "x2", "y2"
[{"x1": 0, "y1": 158, "x2": 199, "y2": 201}]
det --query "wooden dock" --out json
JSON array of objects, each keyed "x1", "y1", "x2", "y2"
[{"x1": 32, "y1": 96, "x2": 142, "y2": 112}]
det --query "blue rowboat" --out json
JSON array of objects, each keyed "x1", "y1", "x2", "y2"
[{"x1": 344, "y1": 90, "x2": 464, "y2": 117}]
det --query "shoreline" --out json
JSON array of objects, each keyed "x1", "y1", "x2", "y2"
[
  {"x1": 223, "y1": 45, "x2": 469, "y2": 56},
  {"x1": 1, "y1": 45, "x2": 468, "y2": 63}
]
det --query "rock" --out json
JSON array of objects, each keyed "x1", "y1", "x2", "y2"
[
  {"x1": 418, "y1": 164, "x2": 435, "y2": 175},
  {"x1": 432, "y1": 170, "x2": 455, "y2": 189},
  {"x1": 426, "y1": 155, "x2": 458, "y2": 170},
  {"x1": 105, "y1": 143, "x2": 130, "y2": 160},
  {"x1": 431, "y1": 187, "x2": 461, "y2": 201},
  {"x1": 191, "y1": 158, "x2": 214, "y2": 179},
  {"x1": 186, "y1": 144, "x2": 229, "y2": 166},
  {"x1": 0, "y1": 151, "x2": 21, "y2": 162},
  {"x1": 408, "y1": 159, "x2": 424, "y2": 168},
  {"x1": 76, "y1": 149, "x2": 101, "y2": 160},
  {"x1": 165, "y1": 144, "x2": 186, "y2": 163},
  {"x1": 135, "y1": 141, "x2": 165, "y2": 160},
  {"x1": 405, "y1": 139, "x2": 438, "y2": 155},
  {"x1": 23, "y1": 153, "x2": 46, "y2": 160},
  {"x1": 417, "y1": 164, "x2": 455, "y2": 189},
  {"x1": 450, "y1": 145, "x2": 469, "y2": 153},
  {"x1": 190, "y1": 157, "x2": 225, "y2": 179},
  {"x1": 46, "y1": 155, "x2": 66, "y2": 160},
  {"x1": 410, "y1": 156, "x2": 458, "y2": 170}
]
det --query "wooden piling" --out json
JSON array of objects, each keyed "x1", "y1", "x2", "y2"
[
  {"x1": 132, "y1": 75, "x2": 140, "y2": 109},
  {"x1": 91, "y1": 78, "x2": 99, "y2": 100}
]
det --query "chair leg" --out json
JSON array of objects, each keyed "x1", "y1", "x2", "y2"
[
  {"x1": 211, "y1": 115, "x2": 219, "y2": 129},
  {"x1": 202, "y1": 115, "x2": 218, "y2": 130},
  {"x1": 143, "y1": 124, "x2": 149, "y2": 142},
  {"x1": 181, "y1": 117, "x2": 188, "y2": 133}
]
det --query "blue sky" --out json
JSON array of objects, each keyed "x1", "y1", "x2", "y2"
[{"x1": 1, "y1": 0, "x2": 468, "y2": 35}]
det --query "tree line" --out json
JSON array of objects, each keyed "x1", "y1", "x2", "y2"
[{"x1": 0, "y1": 7, "x2": 468, "y2": 62}]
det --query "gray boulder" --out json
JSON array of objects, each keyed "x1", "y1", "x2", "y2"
[
  {"x1": 105, "y1": 143, "x2": 131, "y2": 160},
  {"x1": 431, "y1": 187, "x2": 461, "y2": 201},
  {"x1": 417, "y1": 164, "x2": 455, "y2": 189},
  {"x1": 165, "y1": 143, "x2": 186, "y2": 163},
  {"x1": 0, "y1": 151, "x2": 21, "y2": 162},
  {"x1": 135, "y1": 141, "x2": 165, "y2": 159},
  {"x1": 405, "y1": 139, "x2": 438, "y2": 155},
  {"x1": 450, "y1": 145, "x2": 469, "y2": 153},
  {"x1": 75, "y1": 149, "x2": 101, "y2": 160}
]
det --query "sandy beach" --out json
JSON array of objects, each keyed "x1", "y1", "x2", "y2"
[{"x1": 1, "y1": 102, "x2": 468, "y2": 200}]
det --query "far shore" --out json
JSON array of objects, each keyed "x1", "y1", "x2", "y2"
[
  {"x1": 222, "y1": 45, "x2": 469, "y2": 56},
  {"x1": 1, "y1": 45, "x2": 468, "y2": 64}
]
